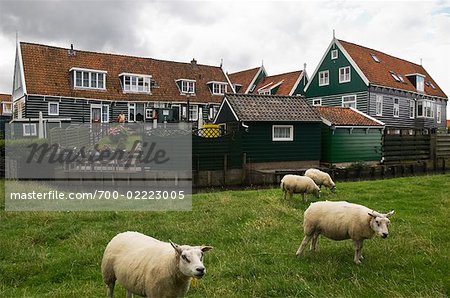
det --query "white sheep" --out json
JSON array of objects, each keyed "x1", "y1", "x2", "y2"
[
  {"x1": 101, "y1": 231, "x2": 213, "y2": 298},
  {"x1": 280, "y1": 174, "x2": 321, "y2": 202},
  {"x1": 296, "y1": 201, "x2": 394, "y2": 264},
  {"x1": 304, "y1": 168, "x2": 336, "y2": 193}
]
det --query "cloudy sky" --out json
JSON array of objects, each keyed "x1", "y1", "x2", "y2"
[{"x1": 0, "y1": 0, "x2": 449, "y2": 112}]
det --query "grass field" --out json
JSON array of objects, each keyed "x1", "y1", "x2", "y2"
[{"x1": 0, "y1": 175, "x2": 449, "y2": 297}]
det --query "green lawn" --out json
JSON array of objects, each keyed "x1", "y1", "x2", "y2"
[{"x1": 0, "y1": 175, "x2": 449, "y2": 297}]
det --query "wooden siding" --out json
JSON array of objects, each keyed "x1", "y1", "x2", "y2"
[
  {"x1": 292, "y1": 76, "x2": 308, "y2": 96},
  {"x1": 383, "y1": 133, "x2": 431, "y2": 163},
  {"x1": 321, "y1": 126, "x2": 382, "y2": 163},
  {"x1": 306, "y1": 91, "x2": 369, "y2": 111},
  {"x1": 368, "y1": 88, "x2": 447, "y2": 129},
  {"x1": 242, "y1": 122, "x2": 321, "y2": 163},
  {"x1": 305, "y1": 43, "x2": 367, "y2": 99}
]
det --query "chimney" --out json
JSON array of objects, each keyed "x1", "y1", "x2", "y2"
[
  {"x1": 191, "y1": 58, "x2": 197, "y2": 66},
  {"x1": 68, "y1": 44, "x2": 76, "y2": 57}
]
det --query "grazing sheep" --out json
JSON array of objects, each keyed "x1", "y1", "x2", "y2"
[
  {"x1": 280, "y1": 174, "x2": 321, "y2": 202},
  {"x1": 304, "y1": 168, "x2": 336, "y2": 193},
  {"x1": 296, "y1": 201, "x2": 394, "y2": 264},
  {"x1": 101, "y1": 231, "x2": 213, "y2": 298}
]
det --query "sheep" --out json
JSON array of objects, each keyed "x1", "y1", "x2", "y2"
[
  {"x1": 304, "y1": 168, "x2": 336, "y2": 193},
  {"x1": 101, "y1": 231, "x2": 213, "y2": 298},
  {"x1": 280, "y1": 174, "x2": 320, "y2": 202},
  {"x1": 295, "y1": 201, "x2": 394, "y2": 264}
]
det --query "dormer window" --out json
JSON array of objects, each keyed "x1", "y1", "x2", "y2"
[
  {"x1": 176, "y1": 79, "x2": 195, "y2": 94},
  {"x1": 233, "y1": 84, "x2": 242, "y2": 93},
  {"x1": 258, "y1": 89, "x2": 271, "y2": 95},
  {"x1": 71, "y1": 67, "x2": 106, "y2": 90},
  {"x1": 120, "y1": 73, "x2": 151, "y2": 94},
  {"x1": 207, "y1": 81, "x2": 227, "y2": 95},
  {"x1": 416, "y1": 76, "x2": 424, "y2": 92}
]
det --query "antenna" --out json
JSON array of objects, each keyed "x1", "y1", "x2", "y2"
[
  {"x1": 420, "y1": 58, "x2": 422, "y2": 66},
  {"x1": 261, "y1": 59, "x2": 264, "y2": 67},
  {"x1": 220, "y1": 58, "x2": 223, "y2": 68}
]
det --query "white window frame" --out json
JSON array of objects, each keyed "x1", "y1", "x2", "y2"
[
  {"x1": 272, "y1": 125, "x2": 294, "y2": 142},
  {"x1": 417, "y1": 100, "x2": 434, "y2": 119},
  {"x1": 48, "y1": 102, "x2": 59, "y2": 116},
  {"x1": 312, "y1": 99, "x2": 322, "y2": 106},
  {"x1": 339, "y1": 66, "x2": 351, "y2": 83},
  {"x1": 409, "y1": 100, "x2": 415, "y2": 119},
  {"x1": 342, "y1": 95, "x2": 357, "y2": 108},
  {"x1": 23, "y1": 123, "x2": 37, "y2": 136},
  {"x1": 258, "y1": 89, "x2": 271, "y2": 95},
  {"x1": 121, "y1": 74, "x2": 151, "y2": 94},
  {"x1": 102, "y1": 104, "x2": 110, "y2": 123},
  {"x1": 179, "y1": 80, "x2": 195, "y2": 94},
  {"x1": 375, "y1": 95, "x2": 383, "y2": 116},
  {"x1": 2, "y1": 102, "x2": 12, "y2": 114},
  {"x1": 331, "y1": 49, "x2": 338, "y2": 60},
  {"x1": 128, "y1": 103, "x2": 136, "y2": 122},
  {"x1": 72, "y1": 69, "x2": 106, "y2": 90},
  {"x1": 318, "y1": 70, "x2": 329, "y2": 86},
  {"x1": 188, "y1": 105, "x2": 198, "y2": 121},
  {"x1": 393, "y1": 98, "x2": 399, "y2": 118},
  {"x1": 437, "y1": 105, "x2": 442, "y2": 123},
  {"x1": 212, "y1": 83, "x2": 227, "y2": 95},
  {"x1": 416, "y1": 76, "x2": 425, "y2": 92}
]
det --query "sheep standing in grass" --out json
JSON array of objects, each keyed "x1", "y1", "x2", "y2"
[
  {"x1": 304, "y1": 168, "x2": 336, "y2": 193},
  {"x1": 296, "y1": 201, "x2": 394, "y2": 264},
  {"x1": 280, "y1": 174, "x2": 320, "y2": 202},
  {"x1": 101, "y1": 231, "x2": 213, "y2": 298}
]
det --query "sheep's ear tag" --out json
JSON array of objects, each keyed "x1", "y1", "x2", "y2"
[{"x1": 191, "y1": 277, "x2": 198, "y2": 287}]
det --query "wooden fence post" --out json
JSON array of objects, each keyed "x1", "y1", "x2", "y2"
[{"x1": 223, "y1": 153, "x2": 228, "y2": 185}]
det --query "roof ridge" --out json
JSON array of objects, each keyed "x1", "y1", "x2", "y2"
[
  {"x1": 20, "y1": 41, "x2": 222, "y2": 69},
  {"x1": 266, "y1": 70, "x2": 302, "y2": 78},
  {"x1": 228, "y1": 67, "x2": 261, "y2": 76},
  {"x1": 338, "y1": 39, "x2": 424, "y2": 69}
]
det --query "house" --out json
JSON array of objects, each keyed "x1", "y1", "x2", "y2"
[
  {"x1": 304, "y1": 38, "x2": 448, "y2": 133},
  {"x1": 214, "y1": 94, "x2": 322, "y2": 169},
  {"x1": 11, "y1": 41, "x2": 233, "y2": 134},
  {"x1": 228, "y1": 66, "x2": 308, "y2": 96},
  {"x1": 314, "y1": 106, "x2": 384, "y2": 165}
]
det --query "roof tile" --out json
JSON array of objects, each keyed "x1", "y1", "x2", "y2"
[{"x1": 315, "y1": 106, "x2": 383, "y2": 126}]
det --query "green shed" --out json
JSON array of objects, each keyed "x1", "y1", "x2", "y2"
[
  {"x1": 314, "y1": 106, "x2": 384, "y2": 165},
  {"x1": 214, "y1": 94, "x2": 322, "y2": 170}
]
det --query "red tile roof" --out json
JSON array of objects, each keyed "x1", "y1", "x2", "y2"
[
  {"x1": 315, "y1": 106, "x2": 383, "y2": 126},
  {"x1": 0, "y1": 93, "x2": 11, "y2": 102},
  {"x1": 252, "y1": 70, "x2": 303, "y2": 96},
  {"x1": 228, "y1": 67, "x2": 261, "y2": 93},
  {"x1": 338, "y1": 40, "x2": 447, "y2": 99},
  {"x1": 20, "y1": 42, "x2": 229, "y2": 103}
]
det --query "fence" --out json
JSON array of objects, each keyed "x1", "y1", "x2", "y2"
[{"x1": 382, "y1": 132, "x2": 431, "y2": 163}]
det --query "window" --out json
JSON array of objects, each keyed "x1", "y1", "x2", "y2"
[
  {"x1": 390, "y1": 71, "x2": 401, "y2": 82},
  {"x1": 121, "y1": 74, "x2": 151, "y2": 93},
  {"x1": 48, "y1": 102, "x2": 59, "y2": 116},
  {"x1": 272, "y1": 125, "x2": 293, "y2": 141},
  {"x1": 72, "y1": 68, "x2": 106, "y2": 90},
  {"x1": 258, "y1": 89, "x2": 271, "y2": 95},
  {"x1": 429, "y1": 82, "x2": 436, "y2": 89},
  {"x1": 417, "y1": 100, "x2": 434, "y2": 118},
  {"x1": 342, "y1": 95, "x2": 357, "y2": 108},
  {"x1": 339, "y1": 67, "x2": 351, "y2": 83},
  {"x1": 2, "y1": 102, "x2": 12, "y2": 114},
  {"x1": 331, "y1": 49, "x2": 338, "y2": 60},
  {"x1": 312, "y1": 99, "x2": 322, "y2": 106},
  {"x1": 211, "y1": 83, "x2": 227, "y2": 95},
  {"x1": 416, "y1": 76, "x2": 424, "y2": 92},
  {"x1": 23, "y1": 123, "x2": 37, "y2": 136},
  {"x1": 318, "y1": 70, "x2": 329, "y2": 86},
  {"x1": 393, "y1": 98, "x2": 399, "y2": 117},
  {"x1": 375, "y1": 95, "x2": 383, "y2": 116},
  {"x1": 102, "y1": 105, "x2": 109, "y2": 123},
  {"x1": 437, "y1": 105, "x2": 442, "y2": 123},
  {"x1": 128, "y1": 103, "x2": 136, "y2": 122},
  {"x1": 189, "y1": 105, "x2": 198, "y2": 121},
  {"x1": 178, "y1": 80, "x2": 195, "y2": 94},
  {"x1": 370, "y1": 53, "x2": 380, "y2": 63},
  {"x1": 209, "y1": 105, "x2": 220, "y2": 120},
  {"x1": 409, "y1": 100, "x2": 415, "y2": 119}
]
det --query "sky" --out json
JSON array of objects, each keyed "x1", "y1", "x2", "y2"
[{"x1": 0, "y1": 0, "x2": 449, "y2": 113}]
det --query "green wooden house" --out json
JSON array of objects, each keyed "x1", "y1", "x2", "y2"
[
  {"x1": 314, "y1": 106, "x2": 384, "y2": 165},
  {"x1": 304, "y1": 38, "x2": 447, "y2": 133},
  {"x1": 214, "y1": 94, "x2": 322, "y2": 169}
]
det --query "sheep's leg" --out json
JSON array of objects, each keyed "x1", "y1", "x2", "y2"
[
  {"x1": 301, "y1": 193, "x2": 306, "y2": 203},
  {"x1": 353, "y1": 240, "x2": 363, "y2": 265},
  {"x1": 283, "y1": 190, "x2": 287, "y2": 200},
  {"x1": 296, "y1": 235, "x2": 312, "y2": 256},
  {"x1": 126, "y1": 290, "x2": 133, "y2": 298},
  {"x1": 311, "y1": 233, "x2": 319, "y2": 251},
  {"x1": 106, "y1": 281, "x2": 115, "y2": 298}
]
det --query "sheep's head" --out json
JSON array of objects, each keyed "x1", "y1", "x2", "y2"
[
  {"x1": 314, "y1": 187, "x2": 321, "y2": 198},
  {"x1": 170, "y1": 241, "x2": 213, "y2": 279},
  {"x1": 368, "y1": 210, "x2": 394, "y2": 238},
  {"x1": 330, "y1": 184, "x2": 336, "y2": 193}
]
